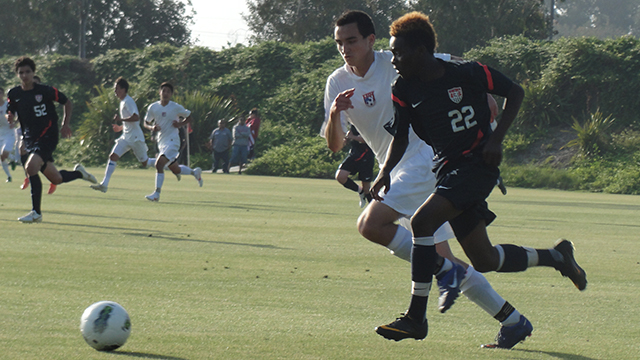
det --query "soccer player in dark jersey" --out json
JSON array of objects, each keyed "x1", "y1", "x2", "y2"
[
  {"x1": 335, "y1": 125, "x2": 374, "y2": 207},
  {"x1": 7, "y1": 57, "x2": 97, "y2": 223},
  {"x1": 371, "y1": 12, "x2": 587, "y2": 343}
]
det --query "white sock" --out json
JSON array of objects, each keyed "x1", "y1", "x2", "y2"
[
  {"x1": 145, "y1": 158, "x2": 156, "y2": 167},
  {"x1": 386, "y1": 225, "x2": 413, "y2": 262},
  {"x1": 102, "y1": 160, "x2": 117, "y2": 186},
  {"x1": 1, "y1": 160, "x2": 11, "y2": 178},
  {"x1": 461, "y1": 266, "x2": 521, "y2": 326},
  {"x1": 179, "y1": 165, "x2": 192, "y2": 175},
  {"x1": 435, "y1": 257, "x2": 454, "y2": 278},
  {"x1": 155, "y1": 172, "x2": 164, "y2": 192}
]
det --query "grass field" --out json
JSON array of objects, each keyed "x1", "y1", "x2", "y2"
[{"x1": 1, "y1": 167, "x2": 639, "y2": 359}]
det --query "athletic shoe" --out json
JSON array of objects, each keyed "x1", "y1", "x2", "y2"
[
  {"x1": 90, "y1": 183, "x2": 108, "y2": 193},
  {"x1": 74, "y1": 164, "x2": 97, "y2": 184},
  {"x1": 6, "y1": 177, "x2": 11, "y2": 183},
  {"x1": 18, "y1": 210, "x2": 42, "y2": 223},
  {"x1": 497, "y1": 176, "x2": 507, "y2": 195},
  {"x1": 481, "y1": 315, "x2": 533, "y2": 349},
  {"x1": 175, "y1": 173, "x2": 181, "y2": 181},
  {"x1": 20, "y1": 177, "x2": 29, "y2": 190},
  {"x1": 358, "y1": 191, "x2": 367, "y2": 208},
  {"x1": 193, "y1": 167, "x2": 203, "y2": 187},
  {"x1": 436, "y1": 263, "x2": 465, "y2": 313},
  {"x1": 145, "y1": 192, "x2": 160, "y2": 202},
  {"x1": 375, "y1": 313, "x2": 428, "y2": 341},
  {"x1": 554, "y1": 239, "x2": 587, "y2": 291},
  {"x1": 10, "y1": 161, "x2": 16, "y2": 171},
  {"x1": 48, "y1": 183, "x2": 57, "y2": 194}
]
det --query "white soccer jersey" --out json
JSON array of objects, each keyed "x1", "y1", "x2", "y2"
[
  {"x1": 323, "y1": 50, "x2": 445, "y2": 166},
  {"x1": 119, "y1": 94, "x2": 144, "y2": 142},
  {"x1": 144, "y1": 101, "x2": 191, "y2": 146},
  {"x1": 0, "y1": 100, "x2": 10, "y2": 134}
]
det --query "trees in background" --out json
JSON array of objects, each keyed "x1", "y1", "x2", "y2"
[{"x1": 0, "y1": 0, "x2": 193, "y2": 58}]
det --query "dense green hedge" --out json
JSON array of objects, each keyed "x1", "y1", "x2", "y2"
[{"x1": 4, "y1": 36, "x2": 640, "y2": 193}]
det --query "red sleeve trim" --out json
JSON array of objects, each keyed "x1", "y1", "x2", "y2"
[
  {"x1": 53, "y1": 87, "x2": 60, "y2": 102},
  {"x1": 391, "y1": 93, "x2": 408, "y2": 107},
  {"x1": 478, "y1": 63, "x2": 494, "y2": 91}
]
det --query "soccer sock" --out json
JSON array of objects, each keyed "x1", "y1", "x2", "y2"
[
  {"x1": 434, "y1": 257, "x2": 453, "y2": 279},
  {"x1": 29, "y1": 174, "x2": 42, "y2": 214},
  {"x1": 533, "y1": 248, "x2": 564, "y2": 268},
  {"x1": 60, "y1": 170, "x2": 82, "y2": 183},
  {"x1": 495, "y1": 244, "x2": 529, "y2": 272},
  {"x1": 145, "y1": 158, "x2": 156, "y2": 167},
  {"x1": 179, "y1": 165, "x2": 193, "y2": 175},
  {"x1": 407, "y1": 236, "x2": 436, "y2": 322},
  {"x1": 102, "y1": 160, "x2": 117, "y2": 186},
  {"x1": 460, "y1": 266, "x2": 521, "y2": 326},
  {"x1": 155, "y1": 173, "x2": 164, "y2": 192},
  {"x1": 386, "y1": 225, "x2": 413, "y2": 262},
  {"x1": 1, "y1": 160, "x2": 11, "y2": 178},
  {"x1": 341, "y1": 178, "x2": 360, "y2": 192}
]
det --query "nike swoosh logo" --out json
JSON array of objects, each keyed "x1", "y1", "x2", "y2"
[
  {"x1": 411, "y1": 101, "x2": 423, "y2": 108},
  {"x1": 448, "y1": 270, "x2": 459, "y2": 288}
]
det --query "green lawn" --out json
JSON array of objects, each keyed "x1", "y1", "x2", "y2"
[{"x1": 1, "y1": 168, "x2": 639, "y2": 359}]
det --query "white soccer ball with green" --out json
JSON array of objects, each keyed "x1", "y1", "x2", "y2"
[{"x1": 80, "y1": 301, "x2": 131, "y2": 351}]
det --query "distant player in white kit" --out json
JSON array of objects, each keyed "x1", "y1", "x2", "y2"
[
  {"x1": 91, "y1": 77, "x2": 155, "y2": 193},
  {"x1": 322, "y1": 10, "x2": 531, "y2": 348},
  {"x1": 0, "y1": 86, "x2": 16, "y2": 182},
  {"x1": 143, "y1": 82, "x2": 202, "y2": 202}
]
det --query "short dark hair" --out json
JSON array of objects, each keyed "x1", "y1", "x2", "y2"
[
  {"x1": 115, "y1": 77, "x2": 129, "y2": 92},
  {"x1": 249, "y1": 108, "x2": 259, "y2": 116},
  {"x1": 390, "y1": 12, "x2": 438, "y2": 54},
  {"x1": 335, "y1": 10, "x2": 375, "y2": 38},
  {"x1": 160, "y1": 82, "x2": 174, "y2": 93},
  {"x1": 14, "y1": 56, "x2": 36, "y2": 73}
]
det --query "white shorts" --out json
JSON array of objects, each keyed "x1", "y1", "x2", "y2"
[
  {"x1": 158, "y1": 139, "x2": 180, "y2": 162},
  {"x1": 0, "y1": 131, "x2": 16, "y2": 154},
  {"x1": 112, "y1": 138, "x2": 149, "y2": 162},
  {"x1": 378, "y1": 145, "x2": 455, "y2": 244}
]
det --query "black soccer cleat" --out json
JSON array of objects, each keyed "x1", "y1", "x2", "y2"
[
  {"x1": 554, "y1": 239, "x2": 587, "y2": 291},
  {"x1": 481, "y1": 315, "x2": 533, "y2": 349},
  {"x1": 375, "y1": 313, "x2": 428, "y2": 341},
  {"x1": 497, "y1": 176, "x2": 507, "y2": 195}
]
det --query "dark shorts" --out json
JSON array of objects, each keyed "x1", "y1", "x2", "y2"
[
  {"x1": 339, "y1": 150, "x2": 374, "y2": 182},
  {"x1": 24, "y1": 135, "x2": 58, "y2": 166},
  {"x1": 435, "y1": 159, "x2": 499, "y2": 239}
]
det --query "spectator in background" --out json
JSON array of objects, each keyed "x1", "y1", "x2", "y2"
[
  {"x1": 246, "y1": 108, "x2": 261, "y2": 160},
  {"x1": 229, "y1": 115, "x2": 251, "y2": 174},
  {"x1": 208, "y1": 119, "x2": 232, "y2": 173}
]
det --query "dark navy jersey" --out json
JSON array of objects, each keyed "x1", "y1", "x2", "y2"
[
  {"x1": 348, "y1": 125, "x2": 373, "y2": 160},
  {"x1": 7, "y1": 83, "x2": 68, "y2": 142},
  {"x1": 392, "y1": 60, "x2": 514, "y2": 169}
]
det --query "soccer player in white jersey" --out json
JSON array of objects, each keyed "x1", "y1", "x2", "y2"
[
  {"x1": 91, "y1": 77, "x2": 155, "y2": 193},
  {"x1": 143, "y1": 82, "x2": 202, "y2": 202},
  {"x1": 322, "y1": 10, "x2": 531, "y2": 348},
  {"x1": 0, "y1": 86, "x2": 16, "y2": 182}
]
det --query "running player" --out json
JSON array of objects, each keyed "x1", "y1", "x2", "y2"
[
  {"x1": 322, "y1": 10, "x2": 532, "y2": 348},
  {"x1": 143, "y1": 82, "x2": 202, "y2": 202},
  {"x1": 335, "y1": 124, "x2": 374, "y2": 207},
  {"x1": 7, "y1": 56, "x2": 97, "y2": 223},
  {"x1": 371, "y1": 11, "x2": 586, "y2": 342},
  {"x1": 91, "y1": 77, "x2": 155, "y2": 193}
]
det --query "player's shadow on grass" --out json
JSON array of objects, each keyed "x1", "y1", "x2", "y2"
[
  {"x1": 123, "y1": 231, "x2": 290, "y2": 249},
  {"x1": 514, "y1": 348, "x2": 597, "y2": 359},
  {"x1": 112, "y1": 351, "x2": 187, "y2": 359}
]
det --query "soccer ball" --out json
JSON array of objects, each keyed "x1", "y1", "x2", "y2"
[{"x1": 80, "y1": 301, "x2": 131, "y2": 351}]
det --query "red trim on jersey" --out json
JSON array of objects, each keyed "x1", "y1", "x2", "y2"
[
  {"x1": 391, "y1": 94, "x2": 408, "y2": 107},
  {"x1": 37, "y1": 119, "x2": 53, "y2": 139},
  {"x1": 462, "y1": 129, "x2": 484, "y2": 156},
  {"x1": 478, "y1": 63, "x2": 494, "y2": 91},
  {"x1": 354, "y1": 148, "x2": 370, "y2": 161},
  {"x1": 53, "y1": 87, "x2": 60, "y2": 102}
]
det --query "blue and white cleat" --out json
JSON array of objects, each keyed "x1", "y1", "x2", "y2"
[
  {"x1": 482, "y1": 315, "x2": 533, "y2": 349},
  {"x1": 436, "y1": 263, "x2": 465, "y2": 313}
]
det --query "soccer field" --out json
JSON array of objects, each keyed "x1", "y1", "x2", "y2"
[{"x1": 1, "y1": 168, "x2": 639, "y2": 359}]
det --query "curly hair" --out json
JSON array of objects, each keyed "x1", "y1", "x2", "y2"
[
  {"x1": 14, "y1": 56, "x2": 36, "y2": 73},
  {"x1": 389, "y1": 12, "x2": 438, "y2": 53}
]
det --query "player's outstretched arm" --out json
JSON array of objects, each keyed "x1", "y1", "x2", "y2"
[
  {"x1": 61, "y1": 99, "x2": 73, "y2": 139},
  {"x1": 325, "y1": 88, "x2": 355, "y2": 153}
]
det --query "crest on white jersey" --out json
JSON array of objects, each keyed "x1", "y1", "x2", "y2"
[
  {"x1": 162, "y1": 112, "x2": 167, "y2": 117},
  {"x1": 363, "y1": 91, "x2": 376, "y2": 107},
  {"x1": 447, "y1": 87, "x2": 463, "y2": 104},
  {"x1": 35, "y1": 94, "x2": 43, "y2": 103}
]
